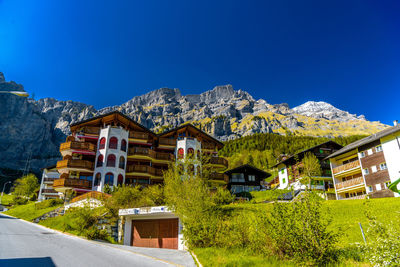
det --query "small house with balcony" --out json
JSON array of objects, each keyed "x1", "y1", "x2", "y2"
[
  {"x1": 273, "y1": 141, "x2": 343, "y2": 199},
  {"x1": 326, "y1": 121, "x2": 400, "y2": 200},
  {"x1": 38, "y1": 165, "x2": 60, "y2": 201},
  {"x1": 225, "y1": 164, "x2": 270, "y2": 194}
]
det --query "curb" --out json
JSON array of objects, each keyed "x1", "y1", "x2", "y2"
[
  {"x1": 0, "y1": 212, "x2": 183, "y2": 266},
  {"x1": 189, "y1": 250, "x2": 203, "y2": 267}
]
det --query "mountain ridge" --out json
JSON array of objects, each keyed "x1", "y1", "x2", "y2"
[{"x1": 0, "y1": 72, "x2": 388, "y2": 172}]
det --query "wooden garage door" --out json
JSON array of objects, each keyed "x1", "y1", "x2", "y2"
[{"x1": 132, "y1": 219, "x2": 178, "y2": 249}]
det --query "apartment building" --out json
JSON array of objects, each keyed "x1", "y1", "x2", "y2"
[
  {"x1": 273, "y1": 141, "x2": 343, "y2": 198},
  {"x1": 38, "y1": 165, "x2": 60, "y2": 201},
  {"x1": 52, "y1": 111, "x2": 228, "y2": 197},
  {"x1": 327, "y1": 122, "x2": 400, "y2": 200}
]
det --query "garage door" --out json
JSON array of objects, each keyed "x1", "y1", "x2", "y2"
[{"x1": 132, "y1": 219, "x2": 178, "y2": 249}]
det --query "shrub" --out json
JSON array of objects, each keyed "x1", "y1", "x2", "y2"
[
  {"x1": 85, "y1": 228, "x2": 109, "y2": 240},
  {"x1": 12, "y1": 196, "x2": 28, "y2": 205},
  {"x1": 212, "y1": 187, "x2": 234, "y2": 205},
  {"x1": 265, "y1": 192, "x2": 340, "y2": 265},
  {"x1": 235, "y1": 191, "x2": 252, "y2": 200},
  {"x1": 35, "y1": 198, "x2": 63, "y2": 209}
]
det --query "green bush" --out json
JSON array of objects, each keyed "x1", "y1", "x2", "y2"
[
  {"x1": 85, "y1": 228, "x2": 109, "y2": 240},
  {"x1": 212, "y1": 187, "x2": 234, "y2": 205},
  {"x1": 35, "y1": 198, "x2": 63, "y2": 209},
  {"x1": 12, "y1": 196, "x2": 28, "y2": 205},
  {"x1": 235, "y1": 191, "x2": 252, "y2": 200},
  {"x1": 265, "y1": 192, "x2": 340, "y2": 265}
]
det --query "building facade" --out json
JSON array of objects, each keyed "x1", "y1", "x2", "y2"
[
  {"x1": 273, "y1": 141, "x2": 343, "y2": 199},
  {"x1": 225, "y1": 164, "x2": 270, "y2": 194},
  {"x1": 52, "y1": 111, "x2": 228, "y2": 197},
  {"x1": 327, "y1": 122, "x2": 400, "y2": 200},
  {"x1": 38, "y1": 165, "x2": 60, "y2": 201}
]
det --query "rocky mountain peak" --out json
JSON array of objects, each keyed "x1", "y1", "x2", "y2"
[
  {"x1": 292, "y1": 101, "x2": 365, "y2": 121},
  {"x1": 0, "y1": 73, "x2": 25, "y2": 92},
  {"x1": 0, "y1": 72, "x2": 5, "y2": 82}
]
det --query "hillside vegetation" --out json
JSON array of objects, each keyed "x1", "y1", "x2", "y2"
[{"x1": 219, "y1": 133, "x2": 366, "y2": 172}]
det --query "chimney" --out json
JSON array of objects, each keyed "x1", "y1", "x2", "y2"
[{"x1": 394, "y1": 120, "x2": 398, "y2": 126}]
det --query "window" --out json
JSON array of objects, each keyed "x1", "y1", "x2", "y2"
[
  {"x1": 360, "y1": 151, "x2": 365, "y2": 158},
  {"x1": 119, "y1": 156, "x2": 125, "y2": 169},
  {"x1": 105, "y1": 173, "x2": 114, "y2": 186},
  {"x1": 187, "y1": 148, "x2": 194, "y2": 156},
  {"x1": 107, "y1": 154, "x2": 116, "y2": 167},
  {"x1": 117, "y1": 174, "x2": 123, "y2": 186},
  {"x1": 248, "y1": 175, "x2": 256, "y2": 182},
  {"x1": 376, "y1": 145, "x2": 383, "y2": 152},
  {"x1": 96, "y1": 154, "x2": 103, "y2": 167},
  {"x1": 121, "y1": 139, "x2": 127, "y2": 152},
  {"x1": 99, "y1": 137, "x2": 106, "y2": 149},
  {"x1": 371, "y1": 166, "x2": 377, "y2": 173},
  {"x1": 109, "y1": 137, "x2": 118, "y2": 149},
  {"x1": 376, "y1": 183, "x2": 382, "y2": 191},
  {"x1": 231, "y1": 173, "x2": 245, "y2": 182},
  {"x1": 94, "y1": 173, "x2": 101, "y2": 186},
  {"x1": 280, "y1": 168, "x2": 285, "y2": 174},
  {"x1": 367, "y1": 185, "x2": 373, "y2": 193},
  {"x1": 177, "y1": 148, "x2": 184, "y2": 159},
  {"x1": 282, "y1": 178, "x2": 286, "y2": 184},
  {"x1": 384, "y1": 181, "x2": 391, "y2": 189},
  {"x1": 380, "y1": 163, "x2": 387, "y2": 170},
  {"x1": 363, "y1": 168, "x2": 369, "y2": 175},
  {"x1": 368, "y1": 149, "x2": 373, "y2": 155}
]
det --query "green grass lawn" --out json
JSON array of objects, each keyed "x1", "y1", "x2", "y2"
[
  {"x1": 0, "y1": 194, "x2": 14, "y2": 206},
  {"x1": 38, "y1": 211, "x2": 81, "y2": 236},
  {"x1": 3, "y1": 200, "x2": 62, "y2": 221},
  {"x1": 197, "y1": 197, "x2": 400, "y2": 266}
]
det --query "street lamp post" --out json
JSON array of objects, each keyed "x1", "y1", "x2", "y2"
[{"x1": 0, "y1": 181, "x2": 12, "y2": 205}]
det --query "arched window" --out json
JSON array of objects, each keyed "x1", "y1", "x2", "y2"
[
  {"x1": 178, "y1": 148, "x2": 184, "y2": 159},
  {"x1": 94, "y1": 173, "x2": 101, "y2": 186},
  {"x1": 96, "y1": 154, "x2": 104, "y2": 167},
  {"x1": 121, "y1": 139, "x2": 127, "y2": 152},
  {"x1": 105, "y1": 173, "x2": 114, "y2": 186},
  {"x1": 187, "y1": 148, "x2": 194, "y2": 155},
  {"x1": 99, "y1": 137, "x2": 106, "y2": 149},
  {"x1": 117, "y1": 174, "x2": 123, "y2": 186},
  {"x1": 119, "y1": 156, "x2": 125, "y2": 169},
  {"x1": 107, "y1": 154, "x2": 116, "y2": 167},
  {"x1": 109, "y1": 137, "x2": 118, "y2": 149}
]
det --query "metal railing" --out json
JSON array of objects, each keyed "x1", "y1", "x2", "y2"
[{"x1": 332, "y1": 160, "x2": 360, "y2": 174}]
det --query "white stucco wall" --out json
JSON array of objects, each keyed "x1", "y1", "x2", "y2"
[{"x1": 381, "y1": 132, "x2": 400, "y2": 197}]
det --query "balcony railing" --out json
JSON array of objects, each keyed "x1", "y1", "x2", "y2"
[
  {"x1": 53, "y1": 178, "x2": 92, "y2": 189},
  {"x1": 56, "y1": 159, "x2": 94, "y2": 170},
  {"x1": 345, "y1": 194, "x2": 367, "y2": 200},
  {"x1": 126, "y1": 165, "x2": 164, "y2": 177},
  {"x1": 70, "y1": 191, "x2": 111, "y2": 203},
  {"x1": 41, "y1": 189, "x2": 58, "y2": 194},
  {"x1": 128, "y1": 147, "x2": 174, "y2": 161},
  {"x1": 335, "y1": 176, "x2": 364, "y2": 190},
  {"x1": 332, "y1": 160, "x2": 360, "y2": 175},
  {"x1": 80, "y1": 126, "x2": 100, "y2": 135},
  {"x1": 202, "y1": 143, "x2": 216, "y2": 150},
  {"x1": 208, "y1": 157, "x2": 228, "y2": 168},
  {"x1": 60, "y1": 141, "x2": 96, "y2": 152},
  {"x1": 43, "y1": 178, "x2": 56, "y2": 183},
  {"x1": 158, "y1": 137, "x2": 176, "y2": 146},
  {"x1": 129, "y1": 131, "x2": 149, "y2": 140}
]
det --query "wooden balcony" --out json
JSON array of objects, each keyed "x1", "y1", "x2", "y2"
[
  {"x1": 81, "y1": 126, "x2": 100, "y2": 135},
  {"x1": 43, "y1": 178, "x2": 56, "y2": 183},
  {"x1": 129, "y1": 131, "x2": 149, "y2": 141},
  {"x1": 53, "y1": 178, "x2": 92, "y2": 189},
  {"x1": 332, "y1": 161, "x2": 360, "y2": 175},
  {"x1": 158, "y1": 137, "x2": 176, "y2": 147},
  {"x1": 202, "y1": 143, "x2": 216, "y2": 150},
  {"x1": 335, "y1": 176, "x2": 364, "y2": 190},
  {"x1": 126, "y1": 165, "x2": 164, "y2": 178},
  {"x1": 41, "y1": 189, "x2": 58, "y2": 194},
  {"x1": 209, "y1": 172, "x2": 228, "y2": 182},
  {"x1": 128, "y1": 147, "x2": 174, "y2": 162},
  {"x1": 60, "y1": 141, "x2": 96, "y2": 153},
  {"x1": 208, "y1": 157, "x2": 228, "y2": 168},
  {"x1": 56, "y1": 159, "x2": 94, "y2": 171}
]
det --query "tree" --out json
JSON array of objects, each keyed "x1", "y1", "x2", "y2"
[
  {"x1": 13, "y1": 174, "x2": 39, "y2": 199},
  {"x1": 301, "y1": 152, "x2": 322, "y2": 190}
]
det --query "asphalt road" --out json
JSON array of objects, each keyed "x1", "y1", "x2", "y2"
[{"x1": 0, "y1": 214, "x2": 188, "y2": 267}]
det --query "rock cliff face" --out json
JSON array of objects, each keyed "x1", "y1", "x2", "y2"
[{"x1": 0, "y1": 73, "x2": 388, "y2": 172}]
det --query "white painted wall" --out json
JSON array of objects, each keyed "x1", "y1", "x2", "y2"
[
  {"x1": 278, "y1": 165, "x2": 289, "y2": 189},
  {"x1": 381, "y1": 132, "x2": 400, "y2": 197},
  {"x1": 93, "y1": 126, "x2": 128, "y2": 192}
]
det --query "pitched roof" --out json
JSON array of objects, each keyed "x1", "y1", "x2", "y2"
[
  {"x1": 224, "y1": 164, "x2": 271, "y2": 178},
  {"x1": 326, "y1": 124, "x2": 400, "y2": 159},
  {"x1": 158, "y1": 123, "x2": 224, "y2": 148},
  {"x1": 272, "y1": 140, "x2": 343, "y2": 168},
  {"x1": 69, "y1": 111, "x2": 156, "y2": 135}
]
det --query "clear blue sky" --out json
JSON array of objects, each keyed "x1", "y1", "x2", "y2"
[{"x1": 0, "y1": 0, "x2": 399, "y2": 125}]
